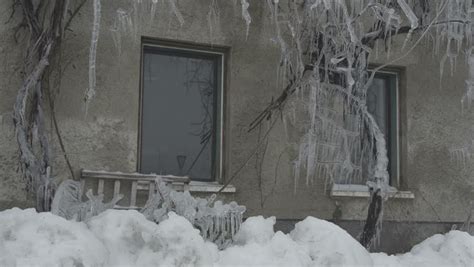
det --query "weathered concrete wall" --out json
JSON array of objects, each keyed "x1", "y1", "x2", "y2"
[{"x1": 0, "y1": 0, "x2": 473, "y2": 252}]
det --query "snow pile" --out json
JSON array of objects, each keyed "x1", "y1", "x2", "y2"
[
  {"x1": 291, "y1": 216, "x2": 373, "y2": 266},
  {"x1": 372, "y1": 230, "x2": 474, "y2": 267},
  {"x1": 0, "y1": 208, "x2": 473, "y2": 266},
  {"x1": 0, "y1": 208, "x2": 107, "y2": 266},
  {"x1": 218, "y1": 216, "x2": 373, "y2": 266},
  {"x1": 87, "y1": 210, "x2": 217, "y2": 266}
]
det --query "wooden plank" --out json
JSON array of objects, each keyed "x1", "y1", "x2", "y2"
[
  {"x1": 130, "y1": 181, "x2": 138, "y2": 207},
  {"x1": 81, "y1": 169, "x2": 190, "y2": 184},
  {"x1": 97, "y1": 179, "x2": 104, "y2": 195},
  {"x1": 113, "y1": 180, "x2": 121, "y2": 198}
]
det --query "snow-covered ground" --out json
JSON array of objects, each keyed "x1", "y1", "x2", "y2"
[{"x1": 0, "y1": 208, "x2": 473, "y2": 266}]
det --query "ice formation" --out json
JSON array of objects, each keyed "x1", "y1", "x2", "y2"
[
  {"x1": 240, "y1": 0, "x2": 251, "y2": 40},
  {"x1": 253, "y1": 0, "x2": 474, "y2": 196},
  {"x1": 1, "y1": 208, "x2": 473, "y2": 266},
  {"x1": 51, "y1": 180, "x2": 123, "y2": 221},
  {"x1": 462, "y1": 48, "x2": 474, "y2": 111},
  {"x1": 84, "y1": 0, "x2": 101, "y2": 114},
  {"x1": 207, "y1": 0, "x2": 220, "y2": 42},
  {"x1": 265, "y1": 1, "x2": 393, "y2": 194},
  {"x1": 141, "y1": 178, "x2": 246, "y2": 248}
]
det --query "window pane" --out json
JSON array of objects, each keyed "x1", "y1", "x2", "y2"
[{"x1": 141, "y1": 48, "x2": 218, "y2": 181}]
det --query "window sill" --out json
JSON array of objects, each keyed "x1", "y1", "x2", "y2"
[
  {"x1": 171, "y1": 181, "x2": 236, "y2": 193},
  {"x1": 330, "y1": 184, "x2": 414, "y2": 199}
]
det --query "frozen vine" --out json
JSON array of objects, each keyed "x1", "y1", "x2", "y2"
[{"x1": 11, "y1": 0, "x2": 90, "y2": 212}]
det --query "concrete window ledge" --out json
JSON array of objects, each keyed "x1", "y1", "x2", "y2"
[
  {"x1": 330, "y1": 184, "x2": 414, "y2": 199},
  {"x1": 186, "y1": 181, "x2": 236, "y2": 193}
]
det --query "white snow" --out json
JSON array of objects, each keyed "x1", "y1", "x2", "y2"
[{"x1": 0, "y1": 208, "x2": 473, "y2": 266}]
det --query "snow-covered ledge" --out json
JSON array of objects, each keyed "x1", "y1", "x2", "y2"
[{"x1": 330, "y1": 184, "x2": 414, "y2": 199}]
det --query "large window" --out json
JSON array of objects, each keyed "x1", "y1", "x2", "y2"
[
  {"x1": 367, "y1": 71, "x2": 399, "y2": 185},
  {"x1": 139, "y1": 43, "x2": 223, "y2": 181}
]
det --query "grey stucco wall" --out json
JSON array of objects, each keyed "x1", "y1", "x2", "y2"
[{"x1": 0, "y1": 0, "x2": 473, "y2": 251}]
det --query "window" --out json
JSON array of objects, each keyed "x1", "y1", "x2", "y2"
[
  {"x1": 367, "y1": 71, "x2": 399, "y2": 185},
  {"x1": 139, "y1": 43, "x2": 224, "y2": 181}
]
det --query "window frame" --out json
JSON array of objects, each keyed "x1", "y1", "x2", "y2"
[
  {"x1": 330, "y1": 67, "x2": 411, "y2": 198},
  {"x1": 137, "y1": 38, "x2": 227, "y2": 182}
]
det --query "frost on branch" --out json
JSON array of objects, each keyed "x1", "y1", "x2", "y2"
[{"x1": 141, "y1": 177, "x2": 246, "y2": 249}]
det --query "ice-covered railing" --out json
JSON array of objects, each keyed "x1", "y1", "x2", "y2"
[{"x1": 52, "y1": 175, "x2": 245, "y2": 249}]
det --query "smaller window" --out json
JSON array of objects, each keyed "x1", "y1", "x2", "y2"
[{"x1": 367, "y1": 71, "x2": 399, "y2": 185}]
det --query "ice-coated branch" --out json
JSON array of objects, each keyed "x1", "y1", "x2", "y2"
[{"x1": 12, "y1": 0, "x2": 72, "y2": 211}]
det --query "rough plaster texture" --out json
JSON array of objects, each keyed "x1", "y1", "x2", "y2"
[{"x1": 0, "y1": 0, "x2": 473, "y2": 251}]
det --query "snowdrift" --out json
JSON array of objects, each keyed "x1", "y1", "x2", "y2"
[{"x1": 0, "y1": 208, "x2": 473, "y2": 266}]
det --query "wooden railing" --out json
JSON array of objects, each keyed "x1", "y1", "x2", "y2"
[{"x1": 80, "y1": 169, "x2": 190, "y2": 209}]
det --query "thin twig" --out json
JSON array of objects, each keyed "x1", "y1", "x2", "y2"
[{"x1": 217, "y1": 115, "x2": 279, "y2": 194}]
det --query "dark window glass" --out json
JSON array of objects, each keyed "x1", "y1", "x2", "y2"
[
  {"x1": 367, "y1": 72, "x2": 398, "y2": 184},
  {"x1": 140, "y1": 46, "x2": 221, "y2": 181}
]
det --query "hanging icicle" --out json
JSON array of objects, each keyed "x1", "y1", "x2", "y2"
[{"x1": 84, "y1": 0, "x2": 102, "y2": 114}]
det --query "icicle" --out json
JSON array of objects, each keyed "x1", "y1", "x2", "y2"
[
  {"x1": 207, "y1": 0, "x2": 220, "y2": 43},
  {"x1": 240, "y1": 0, "x2": 251, "y2": 40},
  {"x1": 168, "y1": 0, "x2": 184, "y2": 26},
  {"x1": 150, "y1": 0, "x2": 158, "y2": 24},
  {"x1": 84, "y1": 0, "x2": 101, "y2": 114},
  {"x1": 397, "y1": 0, "x2": 418, "y2": 50},
  {"x1": 397, "y1": 0, "x2": 419, "y2": 29}
]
